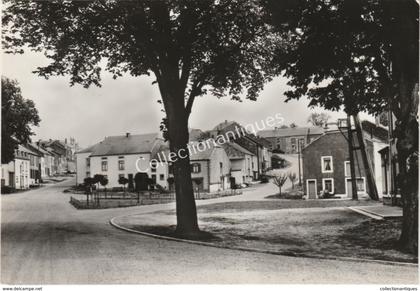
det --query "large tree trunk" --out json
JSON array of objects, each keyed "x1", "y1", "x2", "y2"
[
  {"x1": 164, "y1": 87, "x2": 200, "y2": 235},
  {"x1": 395, "y1": 81, "x2": 418, "y2": 254},
  {"x1": 385, "y1": 0, "x2": 419, "y2": 254}
]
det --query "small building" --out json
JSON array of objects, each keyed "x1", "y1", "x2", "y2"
[
  {"x1": 1, "y1": 145, "x2": 31, "y2": 189},
  {"x1": 206, "y1": 120, "x2": 273, "y2": 178},
  {"x1": 222, "y1": 142, "x2": 257, "y2": 185},
  {"x1": 187, "y1": 142, "x2": 231, "y2": 192},
  {"x1": 302, "y1": 122, "x2": 388, "y2": 199},
  {"x1": 258, "y1": 127, "x2": 324, "y2": 153}
]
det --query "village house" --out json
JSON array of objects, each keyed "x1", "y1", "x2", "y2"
[
  {"x1": 75, "y1": 133, "x2": 168, "y2": 189},
  {"x1": 373, "y1": 111, "x2": 402, "y2": 204},
  {"x1": 186, "y1": 142, "x2": 231, "y2": 192},
  {"x1": 203, "y1": 120, "x2": 272, "y2": 179},
  {"x1": 222, "y1": 142, "x2": 257, "y2": 186},
  {"x1": 39, "y1": 139, "x2": 76, "y2": 174},
  {"x1": 1, "y1": 145, "x2": 32, "y2": 189},
  {"x1": 258, "y1": 126, "x2": 324, "y2": 153},
  {"x1": 31, "y1": 142, "x2": 54, "y2": 179},
  {"x1": 302, "y1": 121, "x2": 388, "y2": 199}
]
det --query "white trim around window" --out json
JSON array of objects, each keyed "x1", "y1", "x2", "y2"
[
  {"x1": 321, "y1": 156, "x2": 333, "y2": 173},
  {"x1": 344, "y1": 161, "x2": 350, "y2": 177},
  {"x1": 345, "y1": 177, "x2": 367, "y2": 195},
  {"x1": 322, "y1": 178, "x2": 334, "y2": 194}
]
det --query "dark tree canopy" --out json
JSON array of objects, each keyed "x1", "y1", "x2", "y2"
[
  {"x1": 3, "y1": 0, "x2": 279, "y2": 103},
  {"x1": 1, "y1": 76, "x2": 40, "y2": 164},
  {"x1": 307, "y1": 112, "x2": 330, "y2": 127},
  {"x1": 264, "y1": 0, "x2": 399, "y2": 115}
]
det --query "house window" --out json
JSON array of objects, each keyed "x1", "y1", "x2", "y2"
[
  {"x1": 344, "y1": 161, "x2": 351, "y2": 176},
  {"x1": 119, "y1": 174, "x2": 124, "y2": 179},
  {"x1": 191, "y1": 163, "x2": 201, "y2": 173},
  {"x1": 151, "y1": 160, "x2": 157, "y2": 173},
  {"x1": 101, "y1": 160, "x2": 108, "y2": 171},
  {"x1": 118, "y1": 159, "x2": 125, "y2": 171},
  {"x1": 322, "y1": 178, "x2": 334, "y2": 194},
  {"x1": 151, "y1": 174, "x2": 156, "y2": 184},
  {"x1": 159, "y1": 174, "x2": 164, "y2": 181},
  {"x1": 86, "y1": 171, "x2": 90, "y2": 177},
  {"x1": 86, "y1": 158, "x2": 90, "y2": 167},
  {"x1": 321, "y1": 156, "x2": 333, "y2": 173}
]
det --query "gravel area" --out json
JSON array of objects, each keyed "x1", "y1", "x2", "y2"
[{"x1": 116, "y1": 200, "x2": 417, "y2": 263}]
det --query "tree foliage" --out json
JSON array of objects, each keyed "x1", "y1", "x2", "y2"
[
  {"x1": 271, "y1": 172, "x2": 288, "y2": 194},
  {"x1": 307, "y1": 112, "x2": 330, "y2": 127},
  {"x1": 3, "y1": 0, "x2": 279, "y2": 101},
  {"x1": 1, "y1": 76, "x2": 40, "y2": 164},
  {"x1": 287, "y1": 172, "x2": 297, "y2": 189}
]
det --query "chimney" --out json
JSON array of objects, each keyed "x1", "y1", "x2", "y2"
[{"x1": 126, "y1": 132, "x2": 130, "y2": 138}]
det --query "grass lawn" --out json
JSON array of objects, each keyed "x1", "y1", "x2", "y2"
[{"x1": 115, "y1": 200, "x2": 417, "y2": 263}]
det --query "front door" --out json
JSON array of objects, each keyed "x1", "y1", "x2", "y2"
[{"x1": 307, "y1": 180, "x2": 317, "y2": 199}]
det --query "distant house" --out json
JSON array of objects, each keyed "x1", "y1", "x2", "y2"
[
  {"x1": 1, "y1": 145, "x2": 32, "y2": 189},
  {"x1": 222, "y1": 142, "x2": 257, "y2": 185},
  {"x1": 187, "y1": 142, "x2": 231, "y2": 192},
  {"x1": 75, "y1": 133, "x2": 168, "y2": 189},
  {"x1": 31, "y1": 143, "x2": 54, "y2": 179},
  {"x1": 302, "y1": 121, "x2": 388, "y2": 199},
  {"x1": 39, "y1": 139, "x2": 74, "y2": 174},
  {"x1": 258, "y1": 127, "x2": 324, "y2": 153},
  {"x1": 205, "y1": 120, "x2": 272, "y2": 179}
]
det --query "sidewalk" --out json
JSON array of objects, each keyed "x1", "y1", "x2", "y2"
[{"x1": 348, "y1": 205, "x2": 402, "y2": 220}]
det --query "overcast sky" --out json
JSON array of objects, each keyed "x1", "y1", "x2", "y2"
[{"x1": 2, "y1": 50, "x2": 373, "y2": 149}]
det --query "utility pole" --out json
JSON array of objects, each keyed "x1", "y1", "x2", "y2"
[
  {"x1": 353, "y1": 114, "x2": 379, "y2": 200},
  {"x1": 346, "y1": 115, "x2": 359, "y2": 200},
  {"x1": 298, "y1": 140, "x2": 302, "y2": 186}
]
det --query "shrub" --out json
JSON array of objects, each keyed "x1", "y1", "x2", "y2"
[
  {"x1": 260, "y1": 175, "x2": 270, "y2": 183},
  {"x1": 1, "y1": 186, "x2": 16, "y2": 194}
]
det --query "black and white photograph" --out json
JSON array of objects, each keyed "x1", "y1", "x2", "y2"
[{"x1": 1, "y1": 0, "x2": 419, "y2": 289}]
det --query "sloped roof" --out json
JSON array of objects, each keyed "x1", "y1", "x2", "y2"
[
  {"x1": 89, "y1": 133, "x2": 161, "y2": 156},
  {"x1": 189, "y1": 141, "x2": 216, "y2": 160},
  {"x1": 361, "y1": 120, "x2": 388, "y2": 142},
  {"x1": 213, "y1": 120, "x2": 236, "y2": 131},
  {"x1": 19, "y1": 144, "x2": 39, "y2": 156},
  {"x1": 258, "y1": 127, "x2": 324, "y2": 138},
  {"x1": 76, "y1": 143, "x2": 100, "y2": 154},
  {"x1": 222, "y1": 142, "x2": 254, "y2": 159},
  {"x1": 210, "y1": 120, "x2": 271, "y2": 147},
  {"x1": 31, "y1": 144, "x2": 53, "y2": 156}
]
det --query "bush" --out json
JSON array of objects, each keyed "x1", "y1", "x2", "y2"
[
  {"x1": 1, "y1": 186, "x2": 16, "y2": 194},
  {"x1": 155, "y1": 183, "x2": 170, "y2": 194},
  {"x1": 260, "y1": 175, "x2": 270, "y2": 183}
]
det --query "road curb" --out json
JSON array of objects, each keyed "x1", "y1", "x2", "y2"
[{"x1": 109, "y1": 215, "x2": 418, "y2": 267}]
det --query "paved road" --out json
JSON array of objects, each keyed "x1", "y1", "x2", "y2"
[{"x1": 1, "y1": 178, "x2": 418, "y2": 284}]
